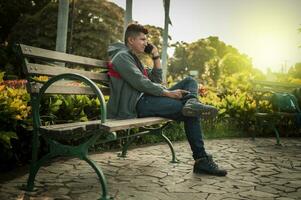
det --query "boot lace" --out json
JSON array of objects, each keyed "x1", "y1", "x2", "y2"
[{"x1": 207, "y1": 157, "x2": 219, "y2": 169}]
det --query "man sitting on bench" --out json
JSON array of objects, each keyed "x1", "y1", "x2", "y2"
[{"x1": 107, "y1": 22, "x2": 227, "y2": 176}]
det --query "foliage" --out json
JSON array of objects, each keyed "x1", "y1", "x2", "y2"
[
  {"x1": 0, "y1": 0, "x2": 51, "y2": 44},
  {"x1": 200, "y1": 72, "x2": 257, "y2": 132},
  {"x1": 0, "y1": 73, "x2": 31, "y2": 169},
  {"x1": 288, "y1": 63, "x2": 301, "y2": 79},
  {"x1": 0, "y1": 131, "x2": 17, "y2": 149},
  {"x1": 187, "y1": 39, "x2": 217, "y2": 74},
  {"x1": 169, "y1": 36, "x2": 253, "y2": 85},
  {"x1": 168, "y1": 41, "x2": 189, "y2": 77},
  {"x1": 0, "y1": 76, "x2": 30, "y2": 128},
  {"x1": 219, "y1": 53, "x2": 252, "y2": 75},
  {"x1": 0, "y1": 0, "x2": 51, "y2": 76},
  {"x1": 67, "y1": 0, "x2": 124, "y2": 58},
  {"x1": 40, "y1": 94, "x2": 102, "y2": 124},
  {"x1": 4, "y1": 0, "x2": 124, "y2": 77}
]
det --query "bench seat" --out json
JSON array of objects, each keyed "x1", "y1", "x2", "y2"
[{"x1": 40, "y1": 117, "x2": 171, "y2": 140}]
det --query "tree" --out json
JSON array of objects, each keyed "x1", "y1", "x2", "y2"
[
  {"x1": 206, "y1": 36, "x2": 228, "y2": 59},
  {"x1": 168, "y1": 36, "x2": 255, "y2": 82},
  {"x1": 6, "y1": 0, "x2": 124, "y2": 76},
  {"x1": 168, "y1": 41, "x2": 189, "y2": 77},
  {"x1": 144, "y1": 25, "x2": 165, "y2": 53},
  {"x1": 219, "y1": 53, "x2": 252, "y2": 75},
  {"x1": 0, "y1": 0, "x2": 51, "y2": 76},
  {"x1": 169, "y1": 38, "x2": 217, "y2": 79},
  {"x1": 203, "y1": 57, "x2": 220, "y2": 85},
  {"x1": 186, "y1": 39, "x2": 217, "y2": 75},
  {"x1": 0, "y1": 0, "x2": 51, "y2": 44},
  {"x1": 10, "y1": 0, "x2": 124, "y2": 59},
  {"x1": 288, "y1": 63, "x2": 301, "y2": 79}
]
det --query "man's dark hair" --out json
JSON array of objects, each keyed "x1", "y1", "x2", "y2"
[{"x1": 125, "y1": 22, "x2": 148, "y2": 46}]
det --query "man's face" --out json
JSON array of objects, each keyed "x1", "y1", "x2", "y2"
[{"x1": 128, "y1": 33, "x2": 147, "y2": 54}]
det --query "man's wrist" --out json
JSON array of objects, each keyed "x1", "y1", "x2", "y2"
[
  {"x1": 162, "y1": 89, "x2": 169, "y2": 97},
  {"x1": 152, "y1": 55, "x2": 160, "y2": 60},
  {"x1": 152, "y1": 51, "x2": 159, "y2": 57}
]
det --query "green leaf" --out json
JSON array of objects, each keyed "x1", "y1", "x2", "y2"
[
  {"x1": 51, "y1": 99, "x2": 63, "y2": 106},
  {"x1": 50, "y1": 105, "x2": 60, "y2": 113},
  {"x1": 0, "y1": 71, "x2": 4, "y2": 82},
  {"x1": 0, "y1": 131, "x2": 17, "y2": 148}
]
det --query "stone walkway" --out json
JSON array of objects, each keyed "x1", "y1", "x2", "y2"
[{"x1": 0, "y1": 138, "x2": 301, "y2": 200}]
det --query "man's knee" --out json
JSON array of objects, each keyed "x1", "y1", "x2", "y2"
[
  {"x1": 139, "y1": 96, "x2": 183, "y2": 116},
  {"x1": 184, "y1": 76, "x2": 196, "y2": 81},
  {"x1": 183, "y1": 76, "x2": 197, "y2": 84}
]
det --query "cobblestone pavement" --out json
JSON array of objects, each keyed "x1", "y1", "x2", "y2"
[{"x1": 0, "y1": 138, "x2": 301, "y2": 200}]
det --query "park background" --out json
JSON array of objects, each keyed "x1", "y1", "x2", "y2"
[{"x1": 0, "y1": 0, "x2": 300, "y2": 172}]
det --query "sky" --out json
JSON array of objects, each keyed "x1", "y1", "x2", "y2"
[{"x1": 109, "y1": 0, "x2": 301, "y2": 73}]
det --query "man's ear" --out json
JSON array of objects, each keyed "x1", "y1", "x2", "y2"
[{"x1": 127, "y1": 36, "x2": 135, "y2": 45}]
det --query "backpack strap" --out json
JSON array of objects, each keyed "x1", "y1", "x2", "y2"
[{"x1": 107, "y1": 52, "x2": 148, "y2": 79}]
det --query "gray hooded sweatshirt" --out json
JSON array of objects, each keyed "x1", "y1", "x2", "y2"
[{"x1": 107, "y1": 42, "x2": 165, "y2": 119}]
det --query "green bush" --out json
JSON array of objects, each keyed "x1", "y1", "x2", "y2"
[
  {"x1": 200, "y1": 72, "x2": 257, "y2": 133},
  {"x1": 40, "y1": 94, "x2": 102, "y2": 125},
  {"x1": 0, "y1": 72, "x2": 31, "y2": 170}
]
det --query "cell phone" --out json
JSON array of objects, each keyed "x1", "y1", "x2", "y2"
[{"x1": 144, "y1": 43, "x2": 153, "y2": 54}]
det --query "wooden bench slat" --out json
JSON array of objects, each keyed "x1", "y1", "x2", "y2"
[
  {"x1": 28, "y1": 82, "x2": 110, "y2": 95},
  {"x1": 252, "y1": 80, "x2": 301, "y2": 89},
  {"x1": 252, "y1": 80, "x2": 301, "y2": 95},
  {"x1": 26, "y1": 63, "x2": 109, "y2": 82},
  {"x1": 41, "y1": 120, "x2": 103, "y2": 130},
  {"x1": 100, "y1": 117, "x2": 172, "y2": 132},
  {"x1": 20, "y1": 44, "x2": 108, "y2": 68},
  {"x1": 252, "y1": 87, "x2": 292, "y2": 93},
  {"x1": 40, "y1": 117, "x2": 171, "y2": 135},
  {"x1": 255, "y1": 112, "x2": 299, "y2": 120}
]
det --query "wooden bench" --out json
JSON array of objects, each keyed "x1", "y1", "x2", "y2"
[
  {"x1": 251, "y1": 80, "x2": 301, "y2": 145},
  {"x1": 17, "y1": 44, "x2": 178, "y2": 200}
]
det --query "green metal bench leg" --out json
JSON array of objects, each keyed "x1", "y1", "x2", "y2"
[
  {"x1": 252, "y1": 118, "x2": 260, "y2": 141},
  {"x1": 273, "y1": 127, "x2": 281, "y2": 145},
  {"x1": 118, "y1": 136, "x2": 136, "y2": 158},
  {"x1": 160, "y1": 133, "x2": 178, "y2": 163},
  {"x1": 26, "y1": 153, "x2": 53, "y2": 191},
  {"x1": 83, "y1": 156, "x2": 112, "y2": 200}
]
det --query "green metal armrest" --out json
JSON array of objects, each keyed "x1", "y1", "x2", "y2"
[{"x1": 31, "y1": 73, "x2": 107, "y2": 130}]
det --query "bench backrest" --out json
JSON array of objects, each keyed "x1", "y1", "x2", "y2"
[
  {"x1": 252, "y1": 80, "x2": 301, "y2": 113},
  {"x1": 252, "y1": 80, "x2": 301, "y2": 94},
  {"x1": 18, "y1": 44, "x2": 110, "y2": 96}
]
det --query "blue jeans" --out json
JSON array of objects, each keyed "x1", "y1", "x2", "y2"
[{"x1": 136, "y1": 77, "x2": 207, "y2": 160}]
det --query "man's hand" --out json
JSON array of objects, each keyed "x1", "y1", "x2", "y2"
[
  {"x1": 151, "y1": 45, "x2": 160, "y2": 58},
  {"x1": 162, "y1": 89, "x2": 190, "y2": 99},
  {"x1": 150, "y1": 44, "x2": 161, "y2": 69}
]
